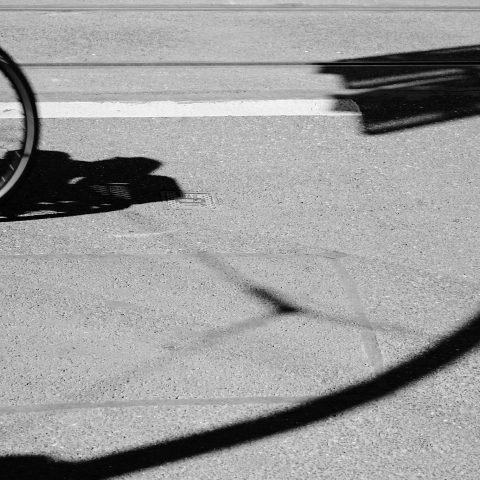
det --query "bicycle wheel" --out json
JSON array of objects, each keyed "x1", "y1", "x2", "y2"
[{"x1": 0, "y1": 47, "x2": 39, "y2": 203}]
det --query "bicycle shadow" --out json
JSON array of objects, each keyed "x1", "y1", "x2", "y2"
[
  {"x1": 2, "y1": 45, "x2": 480, "y2": 479},
  {"x1": 0, "y1": 150, "x2": 183, "y2": 221},
  {"x1": 322, "y1": 44, "x2": 480, "y2": 134}
]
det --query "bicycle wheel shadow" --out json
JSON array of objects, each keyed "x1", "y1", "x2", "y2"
[
  {"x1": 0, "y1": 309, "x2": 479, "y2": 480},
  {"x1": 0, "y1": 150, "x2": 183, "y2": 221},
  {"x1": 2, "y1": 44, "x2": 480, "y2": 479}
]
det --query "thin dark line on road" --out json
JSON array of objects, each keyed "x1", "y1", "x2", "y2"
[
  {"x1": 2, "y1": 5, "x2": 480, "y2": 12},
  {"x1": 22, "y1": 61, "x2": 480, "y2": 68}
]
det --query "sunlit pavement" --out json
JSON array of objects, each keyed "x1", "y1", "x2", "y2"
[{"x1": 1, "y1": 2, "x2": 479, "y2": 479}]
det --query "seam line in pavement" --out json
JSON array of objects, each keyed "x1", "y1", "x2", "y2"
[
  {"x1": 329, "y1": 258, "x2": 384, "y2": 374},
  {"x1": 0, "y1": 396, "x2": 314, "y2": 415},
  {"x1": 2, "y1": 5, "x2": 480, "y2": 12},
  {"x1": 0, "y1": 252, "x2": 349, "y2": 259},
  {"x1": 22, "y1": 61, "x2": 480, "y2": 68}
]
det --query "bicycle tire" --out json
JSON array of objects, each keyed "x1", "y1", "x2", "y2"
[{"x1": 0, "y1": 47, "x2": 39, "y2": 203}]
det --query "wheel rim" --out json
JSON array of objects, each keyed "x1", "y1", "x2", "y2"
[{"x1": 0, "y1": 57, "x2": 37, "y2": 199}]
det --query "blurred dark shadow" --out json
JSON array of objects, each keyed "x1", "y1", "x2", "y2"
[
  {"x1": 1, "y1": 308, "x2": 479, "y2": 480},
  {"x1": 0, "y1": 150, "x2": 183, "y2": 221},
  {"x1": 2, "y1": 45, "x2": 480, "y2": 480},
  {"x1": 196, "y1": 251, "x2": 303, "y2": 314},
  {"x1": 321, "y1": 44, "x2": 480, "y2": 134}
]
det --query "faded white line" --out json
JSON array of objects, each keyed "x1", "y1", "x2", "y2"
[
  {"x1": 110, "y1": 231, "x2": 178, "y2": 239},
  {"x1": 0, "y1": 99, "x2": 359, "y2": 119},
  {"x1": 0, "y1": 252, "x2": 348, "y2": 259},
  {"x1": 330, "y1": 258, "x2": 384, "y2": 374},
  {"x1": 0, "y1": 396, "x2": 313, "y2": 415}
]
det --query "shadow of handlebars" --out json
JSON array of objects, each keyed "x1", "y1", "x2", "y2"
[{"x1": 322, "y1": 44, "x2": 480, "y2": 134}]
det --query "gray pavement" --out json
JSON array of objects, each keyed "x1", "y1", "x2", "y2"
[
  {"x1": 2, "y1": 10, "x2": 479, "y2": 64},
  {"x1": 1, "y1": 3, "x2": 479, "y2": 480}
]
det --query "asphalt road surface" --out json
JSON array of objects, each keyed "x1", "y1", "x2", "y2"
[{"x1": 0, "y1": 2, "x2": 479, "y2": 479}]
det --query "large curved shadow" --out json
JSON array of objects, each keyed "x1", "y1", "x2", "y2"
[
  {"x1": 0, "y1": 150, "x2": 183, "y2": 221},
  {"x1": 1, "y1": 45, "x2": 479, "y2": 479},
  {"x1": 322, "y1": 44, "x2": 480, "y2": 134},
  {"x1": 1, "y1": 308, "x2": 479, "y2": 479}
]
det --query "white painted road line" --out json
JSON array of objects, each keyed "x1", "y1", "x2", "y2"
[{"x1": 0, "y1": 99, "x2": 360, "y2": 119}]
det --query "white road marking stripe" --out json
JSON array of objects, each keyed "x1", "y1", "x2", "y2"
[{"x1": 0, "y1": 99, "x2": 359, "y2": 119}]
